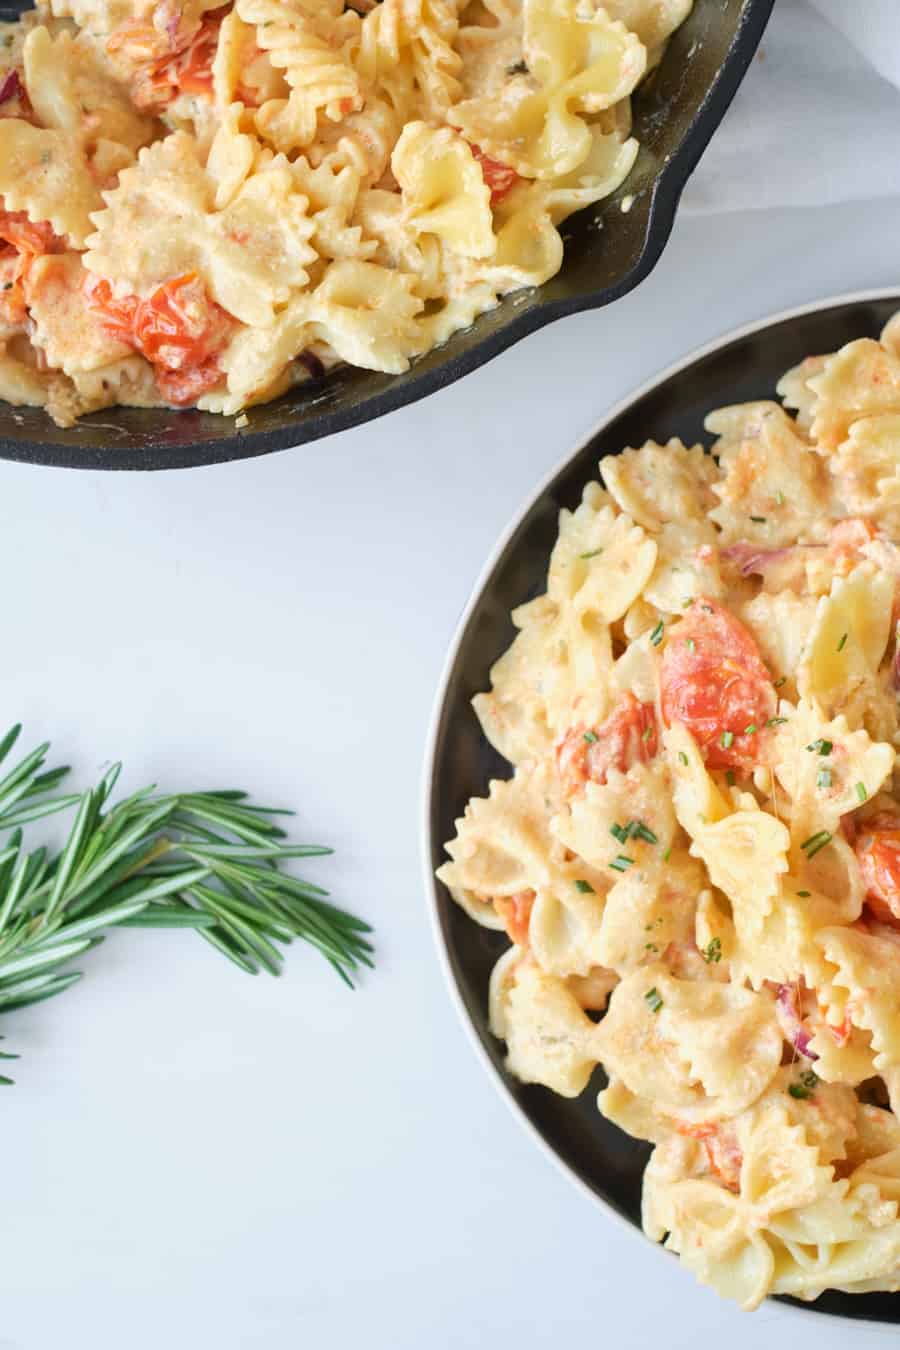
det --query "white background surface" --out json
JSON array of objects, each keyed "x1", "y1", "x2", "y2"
[{"x1": 5, "y1": 92, "x2": 900, "y2": 1350}]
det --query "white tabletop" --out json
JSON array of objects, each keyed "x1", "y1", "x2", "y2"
[{"x1": 4, "y1": 197, "x2": 900, "y2": 1349}]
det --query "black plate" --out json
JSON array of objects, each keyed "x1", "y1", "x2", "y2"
[
  {"x1": 0, "y1": 0, "x2": 773, "y2": 469},
  {"x1": 424, "y1": 291, "x2": 900, "y2": 1322}
]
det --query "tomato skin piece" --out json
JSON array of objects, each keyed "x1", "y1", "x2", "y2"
[
  {"x1": 493, "y1": 890, "x2": 535, "y2": 946},
  {"x1": 468, "y1": 144, "x2": 520, "y2": 205},
  {"x1": 660, "y1": 598, "x2": 776, "y2": 770},
  {"x1": 0, "y1": 209, "x2": 65, "y2": 323},
  {"x1": 87, "y1": 272, "x2": 232, "y2": 403},
  {"x1": 856, "y1": 815, "x2": 900, "y2": 927},
  {"x1": 556, "y1": 692, "x2": 657, "y2": 796}
]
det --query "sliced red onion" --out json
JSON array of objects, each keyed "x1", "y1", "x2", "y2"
[
  {"x1": 721, "y1": 543, "x2": 792, "y2": 578},
  {"x1": 0, "y1": 70, "x2": 22, "y2": 105},
  {"x1": 775, "y1": 983, "x2": 818, "y2": 1060}
]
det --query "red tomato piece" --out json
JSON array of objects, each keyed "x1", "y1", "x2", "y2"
[
  {"x1": 469, "y1": 144, "x2": 521, "y2": 205},
  {"x1": 856, "y1": 815, "x2": 900, "y2": 927},
  {"x1": 87, "y1": 272, "x2": 232, "y2": 403},
  {"x1": 493, "y1": 890, "x2": 535, "y2": 946},
  {"x1": 0, "y1": 209, "x2": 65, "y2": 323},
  {"x1": 556, "y1": 692, "x2": 657, "y2": 797},
  {"x1": 660, "y1": 598, "x2": 776, "y2": 771}
]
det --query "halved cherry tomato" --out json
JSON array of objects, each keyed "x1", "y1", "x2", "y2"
[
  {"x1": 493, "y1": 889, "x2": 534, "y2": 946},
  {"x1": 660, "y1": 598, "x2": 775, "y2": 771},
  {"x1": 556, "y1": 692, "x2": 657, "y2": 797},
  {"x1": 87, "y1": 272, "x2": 232, "y2": 403},
  {"x1": 469, "y1": 145, "x2": 520, "y2": 205},
  {"x1": 122, "y1": 7, "x2": 228, "y2": 110},
  {"x1": 0, "y1": 209, "x2": 65, "y2": 324},
  {"x1": 855, "y1": 814, "x2": 900, "y2": 927}
]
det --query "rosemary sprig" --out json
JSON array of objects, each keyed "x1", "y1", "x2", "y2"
[{"x1": 0, "y1": 725, "x2": 372, "y2": 1076}]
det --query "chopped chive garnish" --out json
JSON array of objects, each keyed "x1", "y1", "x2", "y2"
[
  {"x1": 795, "y1": 890, "x2": 811, "y2": 898},
  {"x1": 806, "y1": 739, "x2": 833, "y2": 755},
  {"x1": 633, "y1": 822, "x2": 658, "y2": 845},
  {"x1": 855, "y1": 781, "x2": 868, "y2": 802},
  {"x1": 725, "y1": 770, "x2": 736, "y2": 787},
  {"x1": 701, "y1": 604, "x2": 714, "y2": 614},
  {"x1": 662, "y1": 847, "x2": 671, "y2": 862},
  {"x1": 817, "y1": 767, "x2": 832, "y2": 790},
  {"x1": 702, "y1": 936, "x2": 722, "y2": 964},
  {"x1": 744, "y1": 723, "x2": 757, "y2": 735},
  {"x1": 685, "y1": 638, "x2": 696, "y2": 653},
  {"x1": 766, "y1": 716, "x2": 787, "y2": 727},
  {"x1": 611, "y1": 823, "x2": 629, "y2": 844},
  {"x1": 644, "y1": 987, "x2": 663, "y2": 1014},
  {"x1": 645, "y1": 942, "x2": 658, "y2": 953},
  {"x1": 583, "y1": 730, "x2": 598, "y2": 744},
  {"x1": 788, "y1": 1070, "x2": 819, "y2": 1100},
  {"x1": 774, "y1": 676, "x2": 786, "y2": 688},
  {"x1": 721, "y1": 730, "x2": 734, "y2": 749},
  {"x1": 678, "y1": 751, "x2": 688, "y2": 766},
  {"x1": 642, "y1": 725, "x2": 653, "y2": 742},
  {"x1": 775, "y1": 490, "x2": 785, "y2": 506},
  {"x1": 649, "y1": 620, "x2": 664, "y2": 647},
  {"x1": 750, "y1": 515, "x2": 767, "y2": 523},
  {"x1": 801, "y1": 830, "x2": 832, "y2": 859},
  {"x1": 580, "y1": 548, "x2": 602, "y2": 560},
  {"x1": 609, "y1": 855, "x2": 635, "y2": 872},
  {"x1": 837, "y1": 632, "x2": 848, "y2": 652},
  {"x1": 683, "y1": 598, "x2": 695, "y2": 609},
  {"x1": 574, "y1": 879, "x2": 594, "y2": 894}
]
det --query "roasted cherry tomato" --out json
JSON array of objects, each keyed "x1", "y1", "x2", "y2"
[
  {"x1": 856, "y1": 814, "x2": 900, "y2": 927},
  {"x1": 0, "y1": 209, "x2": 64, "y2": 323},
  {"x1": 556, "y1": 692, "x2": 657, "y2": 797},
  {"x1": 660, "y1": 598, "x2": 775, "y2": 771},
  {"x1": 493, "y1": 890, "x2": 535, "y2": 946},
  {"x1": 87, "y1": 272, "x2": 232, "y2": 403},
  {"x1": 469, "y1": 145, "x2": 520, "y2": 205}
]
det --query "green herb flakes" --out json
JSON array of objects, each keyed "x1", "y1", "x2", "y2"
[{"x1": 644, "y1": 987, "x2": 663, "y2": 1014}]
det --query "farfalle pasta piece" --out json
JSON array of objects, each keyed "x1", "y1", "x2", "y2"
[
  {"x1": 528, "y1": 878, "x2": 608, "y2": 977},
  {"x1": 738, "y1": 591, "x2": 818, "y2": 697},
  {"x1": 707, "y1": 402, "x2": 831, "y2": 546},
  {"x1": 548, "y1": 499, "x2": 657, "y2": 619},
  {"x1": 809, "y1": 338, "x2": 900, "y2": 452},
  {"x1": 776, "y1": 353, "x2": 828, "y2": 434},
  {"x1": 305, "y1": 258, "x2": 423, "y2": 372},
  {"x1": 796, "y1": 564, "x2": 893, "y2": 734},
  {"x1": 449, "y1": 0, "x2": 645, "y2": 179},
  {"x1": 594, "y1": 850, "x2": 704, "y2": 974},
  {"x1": 551, "y1": 760, "x2": 677, "y2": 871},
  {"x1": 830, "y1": 414, "x2": 900, "y2": 532},
  {"x1": 85, "y1": 132, "x2": 317, "y2": 326},
  {"x1": 599, "y1": 439, "x2": 717, "y2": 532},
  {"x1": 641, "y1": 521, "x2": 724, "y2": 614},
  {"x1": 24, "y1": 252, "x2": 132, "y2": 375},
  {"x1": 437, "y1": 760, "x2": 565, "y2": 902},
  {"x1": 817, "y1": 925, "x2": 900, "y2": 1074},
  {"x1": 392, "y1": 123, "x2": 494, "y2": 259},
  {"x1": 24, "y1": 25, "x2": 152, "y2": 156},
  {"x1": 771, "y1": 699, "x2": 894, "y2": 837},
  {"x1": 489, "y1": 948, "x2": 605, "y2": 1096},
  {"x1": 0, "y1": 119, "x2": 103, "y2": 247},
  {"x1": 595, "y1": 964, "x2": 782, "y2": 1122}
]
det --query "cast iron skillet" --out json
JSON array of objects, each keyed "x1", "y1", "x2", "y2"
[
  {"x1": 0, "y1": 0, "x2": 774, "y2": 469},
  {"x1": 423, "y1": 291, "x2": 900, "y2": 1323}
]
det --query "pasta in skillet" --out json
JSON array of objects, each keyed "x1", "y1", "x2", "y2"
[
  {"x1": 439, "y1": 314, "x2": 900, "y2": 1309},
  {"x1": 0, "y1": 0, "x2": 690, "y2": 426}
]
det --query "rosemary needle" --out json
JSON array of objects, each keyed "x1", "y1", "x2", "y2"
[{"x1": 0, "y1": 725, "x2": 373, "y2": 1078}]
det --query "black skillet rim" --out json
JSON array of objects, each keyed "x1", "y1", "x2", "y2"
[{"x1": 0, "y1": 0, "x2": 775, "y2": 470}]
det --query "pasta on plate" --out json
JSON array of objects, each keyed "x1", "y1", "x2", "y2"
[
  {"x1": 0, "y1": 0, "x2": 689, "y2": 426},
  {"x1": 438, "y1": 313, "x2": 900, "y2": 1309}
]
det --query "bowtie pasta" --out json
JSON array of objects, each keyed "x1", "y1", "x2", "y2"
[
  {"x1": 0, "y1": 0, "x2": 689, "y2": 427},
  {"x1": 438, "y1": 312, "x2": 900, "y2": 1309}
]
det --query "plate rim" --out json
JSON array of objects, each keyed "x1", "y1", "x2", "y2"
[{"x1": 420, "y1": 283, "x2": 900, "y2": 1321}]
